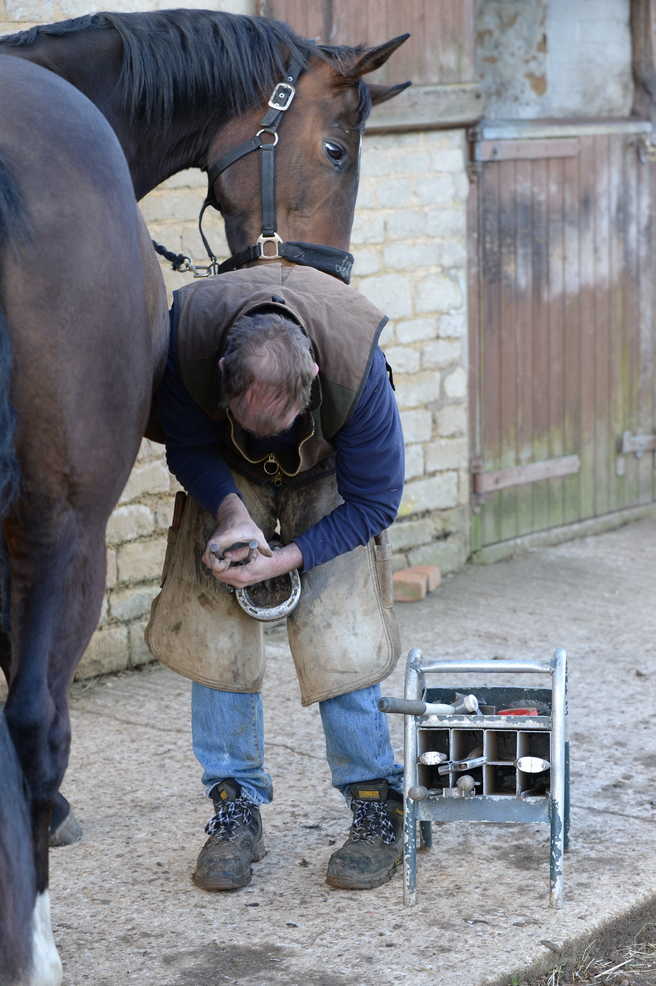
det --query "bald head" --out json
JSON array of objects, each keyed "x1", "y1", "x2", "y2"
[{"x1": 220, "y1": 311, "x2": 318, "y2": 437}]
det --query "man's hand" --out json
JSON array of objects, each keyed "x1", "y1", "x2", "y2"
[
  {"x1": 216, "y1": 542, "x2": 303, "y2": 589},
  {"x1": 202, "y1": 493, "x2": 272, "y2": 576}
]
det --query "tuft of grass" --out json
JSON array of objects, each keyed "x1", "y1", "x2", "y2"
[{"x1": 512, "y1": 922, "x2": 656, "y2": 986}]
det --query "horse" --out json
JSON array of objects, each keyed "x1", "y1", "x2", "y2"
[{"x1": 0, "y1": 10, "x2": 409, "y2": 985}]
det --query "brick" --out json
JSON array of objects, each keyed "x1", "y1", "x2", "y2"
[
  {"x1": 400, "y1": 473, "x2": 459, "y2": 514},
  {"x1": 157, "y1": 168, "x2": 206, "y2": 191},
  {"x1": 408, "y1": 537, "x2": 467, "y2": 575},
  {"x1": 436, "y1": 404, "x2": 468, "y2": 438},
  {"x1": 350, "y1": 212, "x2": 384, "y2": 245},
  {"x1": 358, "y1": 274, "x2": 412, "y2": 319},
  {"x1": 444, "y1": 367, "x2": 467, "y2": 399},
  {"x1": 395, "y1": 371, "x2": 441, "y2": 409},
  {"x1": 379, "y1": 321, "x2": 396, "y2": 346},
  {"x1": 355, "y1": 178, "x2": 377, "y2": 209},
  {"x1": 389, "y1": 517, "x2": 435, "y2": 552},
  {"x1": 396, "y1": 318, "x2": 437, "y2": 345},
  {"x1": 422, "y1": 339, "x2": 461, "y2": 369},
  {"x1": 107, "y1": 505, "x2": 155, "y2": 544},
  {"x1": 109, "y1": 585, "x2": 160, "y2": 623},
  {"x1": 154, "y1": 502, "x2": 176, "y2": 530},
  {"x1": 141, "y1": 188, "x2": 203, "y2": 224},
  {"x1": 438, "y1": 311, "x2": 467, "y2": 338},
  {"x1": 451, "y1": 171, "x2": 470, "y2": 201},
  {"x1": 415, "y1": 274, "x2": 462, "y2": 314},
  {"x1": 411, "y1": 565, "x2": 441, "y2": 592},
  {"x1": 426, "y1": 208, "x2": 467, "y2": 239},
  {"x1": 400, "y1": 409, "x2": 433, "y2": 443},
  {"x1": 385, "y1": 210, "x2": 432, "y2": 240},
  {"x1": 375, "y1": 177, "x2": 421, "y2": 208},
  {"x1": 427, "y1": 148, "x2": 464, "y2": 173},
  {"x1": 352, "y1": 249, "x2": 381, "y2": 277},
  {"x1": 425, "y1": 438, "x2": 468, "y2": 472},
  {"x1": 129, "y1": 617, "x2": 155, "y2": 668},
  {"x1": 119, "y1": 459, "x2": 171, "y2": 503},
  {"x1": 6, "y1": 1, "x2": 55, "y2": 16},
  {"x1": 137, "y1": 438, "x2": 164, "y2": 462},
  {"x1": 383, "y1": 242, "x2": 446, "y2": 271},
  {"x1": 365, "y1": 148, "x2": 434, "y2": 179},
  {"x1": 393, "y1": 569, "x2": 427, "y2": 602},
  {"x1": 385, "y1": 345, "x2": 420, "y2": 375},
  {"x1": 404, "y1": 443, "x2": 424, "y2": 480},
  {"x1": 429, "y1": 237, "x2": 467, "y2": 268},
  {"x1": 76, "y1": 625, "x2": 129, "y2": 680},
  {"x1": 106, "y1": 548, "x2": 118, "y2": 589},
  {"x1": 117, "y1": 538, "x2": 167, "y2": 585},
  {"x1": 415, "y1": 176, "x2": 454, "y2": 206},
  {"x1": 98, "y1": 595, "x2": 108, "y2": 627}
]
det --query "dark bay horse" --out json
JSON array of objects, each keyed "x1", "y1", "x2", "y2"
[{"x1": 0, "y1": 10, "x2": 409, "y2": 985}]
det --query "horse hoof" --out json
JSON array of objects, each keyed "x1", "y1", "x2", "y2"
[{"x1": 48, "y1": 807, "x2": 82, "y2": 848}]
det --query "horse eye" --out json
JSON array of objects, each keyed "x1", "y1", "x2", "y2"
[{"x1": 324, "y1": 140, "x2": 346, "y2": 163}]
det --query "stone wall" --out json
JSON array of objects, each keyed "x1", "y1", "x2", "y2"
[{"x1": 0, "y1": 0, "x2": 471, "y2": 679}]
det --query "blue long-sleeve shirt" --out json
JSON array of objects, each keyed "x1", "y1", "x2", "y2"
[{"x1": 156, "y1": 318, "x2": 405, "y2": 571}]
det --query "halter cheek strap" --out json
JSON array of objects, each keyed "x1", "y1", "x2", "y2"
[{"x1": 198, "y1": 55, "x2": 354, "y2": 285}]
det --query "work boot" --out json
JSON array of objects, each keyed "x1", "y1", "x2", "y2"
[
  {"x1": 192, "y1": 779, "x2": 265, "y2": 891},
  {"x1": 326, "y1": 779, "x2": 403, "y2": 890}
]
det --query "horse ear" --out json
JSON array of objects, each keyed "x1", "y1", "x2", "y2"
[
  {"x1": 368, "y1": 81, "x2": 412, "y2": 106},
  {"x1": 349, "y1": 34, "x2": 410, "y2": 78}
]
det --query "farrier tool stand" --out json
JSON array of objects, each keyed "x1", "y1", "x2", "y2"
[{"x1": 380, "y1": 648, "x2": 569, "y2": 907}]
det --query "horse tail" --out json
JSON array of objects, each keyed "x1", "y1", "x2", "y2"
[{"x1": 0, "y1": 710, "x2": 35, "y2": 986}]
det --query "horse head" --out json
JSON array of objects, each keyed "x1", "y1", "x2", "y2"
[{"x1": 204, "y1": 36, "x2": 411, "y2": 274}]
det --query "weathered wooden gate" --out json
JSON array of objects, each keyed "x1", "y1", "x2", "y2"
[{"x1": 469, "y1": 120, "x2": 656, "y2": 555}]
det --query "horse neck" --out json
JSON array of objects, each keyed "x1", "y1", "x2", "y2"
[{"x1": 7, "y1": 30, "x2": 205, "y2": 198}]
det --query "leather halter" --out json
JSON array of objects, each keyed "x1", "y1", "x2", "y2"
[{"x1": 197, "y1": 56, "x2": 355, "y2": 285}]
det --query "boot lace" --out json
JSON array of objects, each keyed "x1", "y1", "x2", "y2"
[
  {"x1": 351, "y1": 799, "x2": 397, "y2": 846},
  {"x1": 205, "y1": 797, "x2": 256, "y2": 839}
]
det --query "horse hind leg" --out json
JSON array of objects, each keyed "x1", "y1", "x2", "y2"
[{"x1": 6, "y1": 512, "x2": 107, "y2": 986}]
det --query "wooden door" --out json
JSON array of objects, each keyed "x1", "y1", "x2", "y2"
[{"x1": 470, "y1": 123, "x2": 656, "y2": 552}]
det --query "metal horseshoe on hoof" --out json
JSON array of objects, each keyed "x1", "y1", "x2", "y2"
[{"x1": 235, "y1": 567, "x2": 302, "y2": 621}]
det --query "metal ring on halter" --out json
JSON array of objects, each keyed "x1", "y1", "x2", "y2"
[
  {"x1": 256, "y1": 128, "x2": 279, "y2": 147},
  {"x1": 235, "y1": 567, "x2": 302, "y2": 622},
  {"x1": 257, "y1": 232, "x2": 283, "y2": 259}
]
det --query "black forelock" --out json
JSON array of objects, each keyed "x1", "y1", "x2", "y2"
[{"x1": 0, "y1": 10, "x2": 341, "y2": 126}]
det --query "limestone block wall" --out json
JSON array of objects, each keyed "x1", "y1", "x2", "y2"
[{"x1": 0, "y1": 1, "x2": 471, "y2": 679}]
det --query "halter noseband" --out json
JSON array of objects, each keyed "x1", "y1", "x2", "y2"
[{"x1": 197, "y1": 55, "x2": 354, "y2": 285}]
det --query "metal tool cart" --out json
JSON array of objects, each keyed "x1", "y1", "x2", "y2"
[{"x1": 380, "y1": 648, "x2": 569, "y2": 907}]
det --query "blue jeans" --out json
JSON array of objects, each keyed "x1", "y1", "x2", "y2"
[{"x1": 191, "y1": 681, "x2": 403, "y2": 804}]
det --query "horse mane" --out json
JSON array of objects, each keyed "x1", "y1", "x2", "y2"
[{"x1": 0, "y1": 10, "x2": 363, "y2": 126}]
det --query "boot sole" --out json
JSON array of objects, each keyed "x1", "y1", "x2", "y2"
[
  {"x1": 325, "y1": 853, "x2": 402, "y2": 891},
  {"x1": 192, "y1": 837, "x2": 266, "y2": 892}
]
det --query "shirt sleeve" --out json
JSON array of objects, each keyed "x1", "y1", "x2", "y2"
[
  {"x1": 156, "y1": 309, "x2": 239, "y2": 516},
  {"x1": 294, "y1": 347, "x2": 404, "y2": 571}
]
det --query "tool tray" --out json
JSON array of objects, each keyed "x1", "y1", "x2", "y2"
[
  {"x1": 418, "y1": 685, "x2": 552, "y2": 821},
  {"x1": 382, "y1": 649, "x2": 569, "y2": 907}
]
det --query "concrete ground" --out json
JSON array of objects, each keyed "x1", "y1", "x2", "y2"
[{"x1": 51, "y1": 516, "x2": 656, "y2": 986}]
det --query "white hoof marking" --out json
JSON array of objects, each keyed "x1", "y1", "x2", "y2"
[{"x1": 28, "y1": 892, "x2": 62, "y2": 986}]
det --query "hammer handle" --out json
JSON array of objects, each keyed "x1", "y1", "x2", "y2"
[{"x1": 378, "y1": 697, "x2": 427, "y2": 715}]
